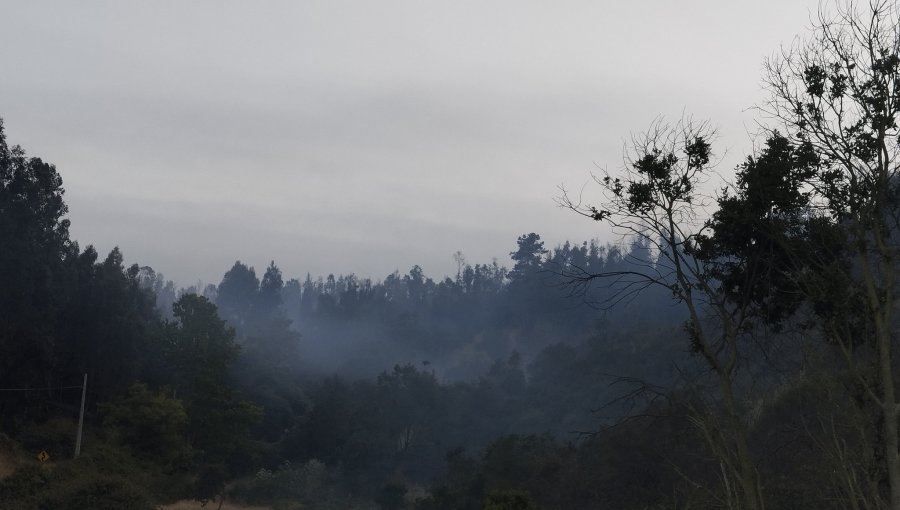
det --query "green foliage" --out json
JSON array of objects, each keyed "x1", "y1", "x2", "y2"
[
  {"x1": 482, "y1": 489, "x2": 538, "y2": 510},
  {"x1": 164, "y1": 294, "x2": 261, "y2": 463},
  {"x1": 232, "y1": 359, "x2": 307, "y2": 442},
  {"x1": 215, "y1": 260, "x2": 260, "y2": 331},
  {"x1": 0, "y1": 464, "x2": 48, "y2": 507},
  {"x1": 99, "y1": 383, "x2": 188, "y2": 463},
  {"x1": 167, "y1": 294, "x2": 239, "y2": 386},
  {"x1": 481, "y1": 434, "x2": 564, "y2": 491},
  {"x1": 376, "y1": 482, "x2": 408, "y2": 510},
  {"x1": 195, "y1": 463, "x2": 228, "y2": 503},
  {"x1": 0, "y1": 117, "x2": 73, "y2": 426},
  {"x1": 596, "y1": 122, "x2": 708, "y2": 217},
  {"x1": 694, "y1": 132, "x2": 824, "y2": 326},
  {"x1": 508, "y1": 233, "x2": 546, "y2": 282},
  {"x1": 0, "y1": 457, "x2": 156, "y2": 510},
  {"x1": 17, "y1": 418, "x2": 76, "y2": 461},
  {"x1": 257, "y1": 260, "x2": 285, "y2": 320},
  {"x1": 229, "y1": 459, "x2": 354, "y2": 509}
]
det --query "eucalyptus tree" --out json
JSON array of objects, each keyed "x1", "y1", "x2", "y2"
[{"x1": 0, "y1": 118, "x2": 72, "y2": 394}]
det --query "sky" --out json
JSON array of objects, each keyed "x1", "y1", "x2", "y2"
[{"x1": 1, "y1": 1, "x2": 821, "y2": 286}]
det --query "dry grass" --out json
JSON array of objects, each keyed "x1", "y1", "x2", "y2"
[
  {"x1": 0, "y1": 434, "x2": 24, "y2": 480},
  {"x1": 0, "y1": 453, "x2": 15, "y2": 479},
  {"x1": 159, "y1": 500, "x2": 271, "y2": 510}
]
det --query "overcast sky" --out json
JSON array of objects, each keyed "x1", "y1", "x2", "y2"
[{"x1": 1, "y1": 1, "x2": 820, "y2": 286}]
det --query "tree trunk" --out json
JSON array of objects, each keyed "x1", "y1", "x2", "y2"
[
  {"x1": 879, "y1": 326, "x2": 900, "y2": 510},
  {"x1": 719, "y1": 371, "x2": 762, "y2": 510}
]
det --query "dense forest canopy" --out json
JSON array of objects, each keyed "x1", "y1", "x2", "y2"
[{"x1": 5, "y1": 2, "x2": 900, "y2": 510}]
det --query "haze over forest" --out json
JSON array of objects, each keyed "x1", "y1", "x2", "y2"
[
  {"x1": 8, "y1": 2, "x2": 900, "y2": 510},
  {"x1": 1, "y1": 1, "x2": 818, "y2": 285}
]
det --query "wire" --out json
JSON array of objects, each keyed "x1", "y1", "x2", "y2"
[{"x1": 0, "y1": 385, "x2": 83, "y2": 392}]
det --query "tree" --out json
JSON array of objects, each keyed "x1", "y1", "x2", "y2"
[
  {"x1": 136, "y1": 266, "x2": 177, "y2": 319},
  {"x1": 0, "y1": 117, "x2": 72, "y2": 404},
  {"x1": 559, "y1": 118, "x2": 766, "y2": 510},
  {"x1": 164, "y1": 294, "x2": 260, "y2": 464},
  {"x1": 508, "y1": 233, "x2": 546, "y2": 283},
  {"x1": 762, "y1": 2, "x2": 900, "y2": 507},
  {"x1": 256, "y1": 261, "x2": 284, "y2": 320},
  {"x1": 215, "y1": 261, "x2": 259, "y2": 331},
  {"x1": 694, "y1": 132, "x2": 820, "y2": 327},
  {"x1": 376, "y1": 364, "x2": 441, "y2": 457},
  {"x1": 100, "y1": 383, "x2": 188, "y2": 464}
]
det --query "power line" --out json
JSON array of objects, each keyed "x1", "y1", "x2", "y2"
[{"x1": 0, "y1": 385, "x2": 83, "y2": 392}]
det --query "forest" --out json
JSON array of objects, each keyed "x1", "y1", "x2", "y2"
[{"x1": 4, "y1": 2, "x2": 900, "y2": 510}]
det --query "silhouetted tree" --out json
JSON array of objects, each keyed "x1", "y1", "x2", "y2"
[
  {"x1": 508, "y1": 233, "x2": 546, "y2": 283},
  {"x1": 164, "y1": 294, "x2": 260, "y2": 464},
  {"x1": 216, "y1": 261, "x2": 259, "y2": 331},
  {"x1": 761, "y1": 2, "x2": 900, "y2": 506},
  {"x1": 256, "y1": 261, "x2": 283, "y2": 321},
  {"x1": 560, "y1": 117, "x2": 766, "y2": 510},
  {"x1": 0, "y1": 117, "x2": 72, "y2": 406}
]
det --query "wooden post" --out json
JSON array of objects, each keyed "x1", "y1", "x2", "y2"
[{"x1": 74, "y1": 373, "x2": 87, "y2": 458}]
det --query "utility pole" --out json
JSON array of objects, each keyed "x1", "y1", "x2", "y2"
[{"x1": 74, "y1": 373, "x2": 87, "y2": 458}]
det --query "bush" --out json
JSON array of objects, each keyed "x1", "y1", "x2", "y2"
[
  {"x1": 375, "y1": 482, "x2": 408, "y2": 510},
  {"x1": 0, "y1": 459, "x2": 156, "y2": 510},
  {"x1": 0, "y1": 464, "x2": 47, "y2": 508},
  {"x1": 40, "y1": 474, "x2": 156, "y2": 510},
  {"x1": 17, "y1": 418, "x2": 76, "y2": 461},
  {"x1": 482, "y1": 489, "x2": 538, "y2": 510},
  {"x1": 229, "y1": 459, "x2": 332, "y2": 506}
]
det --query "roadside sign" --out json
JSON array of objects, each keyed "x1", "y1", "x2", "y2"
[{"x1": 36, "y1": 450, "x2": 49, "y2": 463}]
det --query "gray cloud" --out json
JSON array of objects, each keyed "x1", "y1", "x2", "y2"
[{"x1": 2, "y1": 0, "x2": 820, "y2": 285}]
